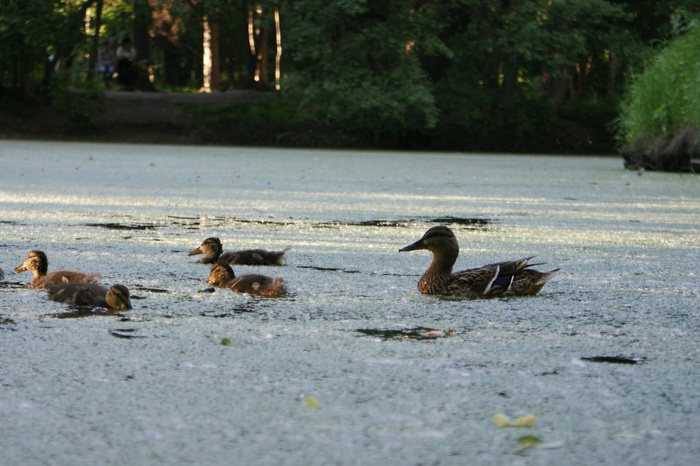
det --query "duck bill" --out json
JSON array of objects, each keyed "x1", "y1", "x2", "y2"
[
  {"x1": 399, "y1": 239, "x2": 426, "y2": 252},
  {"x1": 188, "y1": 247, "x2": 202, "y2": 256},
  {"x1": 14, "y1": 264, "x2": 28, "y2": 273}
]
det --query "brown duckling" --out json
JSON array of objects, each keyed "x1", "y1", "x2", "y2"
[
  {"x1": 207, "y1": 261, "x2": 287, "y2": 298},
  {"x1": 48, "y1": 283, "x2": 132, "y2": 310},
  {"x1": 189, "y1": 237, "x2": 291, "y2": 265},
  {"x1": 399, "y1": 226, "x2": 559, "y2": 298},
  {"x1": 14, "y1": 250, "x2": 100, "y2": 288}
]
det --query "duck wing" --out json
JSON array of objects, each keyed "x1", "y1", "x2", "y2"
[
  {"x1": 481, "y1": 256, "x2": 534, "y2": 275},
  {"x1": 48, "y1": 283, "x2": 108, "y2": 307},
  {"x1": 36, "y1": 271, "x2": 100, "y2": 289},
  {"x1": 447, "y1": 257, "x2": 540, "y2": 298},
  {"x1": 447, "y1": 265, "x2": 501, "y2": 298},
  {"x1": 507, "y1": 268, "x2": 561, "y2": 296},
  {"x1": 221, "y1": 248, "x2": 291, "y2": 266},
  {"x1": 228, "y1": 274, "x2": 287, "y2": 297}
]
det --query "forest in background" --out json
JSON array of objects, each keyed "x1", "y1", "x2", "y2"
[{"x1": 1, "y1": 1, "x2": 699, "y2": 164}]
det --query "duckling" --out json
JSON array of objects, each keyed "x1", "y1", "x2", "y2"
[
  {"x1": 47, "y1": 283, "x2": 132, "y2": 310},
  {"x1": 189, "y1": 237, "x2": 291, "y2": 265},
  {"x1": 207, "y1": 261, "x2": 287, "y2": 298},
  {"x1": 14, "y1": 250, "x2": 100, "y2": 288},
  {"x1": 399, "y1": 226, "x2": 559, "y2": 298}
]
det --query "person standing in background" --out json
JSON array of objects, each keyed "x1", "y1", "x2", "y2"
[
  {"x1": 97, "y1": 41, "x2": 115, "y2": 89},
  {"x1": 116, "y1": 37, "x2": 137, "y2": 91}
]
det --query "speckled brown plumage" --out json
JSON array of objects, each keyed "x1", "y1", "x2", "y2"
[
  {"x1": 14, "y1": 250, "x2": 100, "y2": 289},
  {"x1": 48, "y1": 283, "x2": 132, "y2": 310},
  {"x1": 189, "y1": 237, "x2": 291, "y2": 265},
  {"x1": 400, "y1": 226, "x2": 559, "y2": 298},
  {"x1": 207, "y1": 261, "x2": 287, "y2": 298}
]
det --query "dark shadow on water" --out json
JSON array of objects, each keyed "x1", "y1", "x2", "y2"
[
  {"x1": 581, "y1": 356, "x2": 646, "y2": 365},
  {"x1": 427, "y1": 216, "x2": 493, "y2": 227},
  {"x1": 199, "y1": 308, "x2": 256, "y2": 317},
  {"x1": 164, "y1": 215, "x2": 493, "y2": 231},
  {"x1": 0, "y1": 281, "x2": 28, "y2": 289},
  {"x1": 1, "y1": 317, "x2": 17, "y2": 330},
  {"x1": 51, "y1": 307, "x2": 129, "y2": 319},
  {"x1": 198, "y1": 292, "x2": 286, "y2": 317},
  {"x1": 132, "y1": 286, "x2": 170, "y2": 294},
  {"x1": 109, "y1": 328, "x2": 146, "y2": 339},
  {"x1": 296, "y1": 265, "x2": 361, "y2": 274},
  {"x1": 356, "y1": 327, "x2": 455, "y2": 341},
  {"x1": 317, "y1": 216, "x2": 493, "y2": 229},
  {"x1": 84, "y1": 222, "x2": 159, "y2": 230}
]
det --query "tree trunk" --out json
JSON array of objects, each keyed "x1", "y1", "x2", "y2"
[
  {"x1": 201, "y1": 16, "x2": 221, "y2": 92},
  {"x1": 88, "y1": 0, "x2": 104, "y2": 83},
  {"x1": 542, "y1": 70, "x2": 571, "y2": 111},
  {"x1": 133, "y1": 0, "x2": 154, "y2": 91},
  {"x1": 243, "y1": 2, "x2": 269, "y2": 90}
]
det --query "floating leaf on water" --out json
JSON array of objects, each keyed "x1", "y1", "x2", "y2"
[
  {"x1": 516, "y1": 435, "x2": 543, "y2": 452},
  {"x1": 492, "y1": 413, "x2": 536, "y2": 427},
  {"x1": 221, "y1": 338, "x2": 232, "y2": 346},
  {"x1": 301, "y1": 396, "x2": 321, "y2": 409},
  {"x1": 492, "y1": 413, "x2": 512, "y2": 427},
  {"x1": 512, "y1": 414, "x2": 537, "y2": 427}
]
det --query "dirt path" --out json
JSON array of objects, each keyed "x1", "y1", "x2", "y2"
[
  {"x1": 89, "y1": 90, "x2": 269, "y2": 144},
  {"x1": 0, "y1": 89, "x2": 270, "y2": 145}
]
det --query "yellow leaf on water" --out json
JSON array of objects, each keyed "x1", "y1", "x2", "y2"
[
  {"x1": 492, "y1": 413, "x2": 512, "y2": 427},
  {"x1": 220, "y1": 338, "x2": 232, "y2": 346},
  {"x1": 511, "y1": 413, "x2": 537, "y2": 427},
  {"x1": 492, "y1": 413, "x2": 536, "y2": 427},
  {"x1": 301, "y1": 396, "x2": 321, "y2": 409}
]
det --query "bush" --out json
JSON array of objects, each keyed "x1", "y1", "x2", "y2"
[{"x1": 619, "y1": 33, "x2": 700, "y2": 141}]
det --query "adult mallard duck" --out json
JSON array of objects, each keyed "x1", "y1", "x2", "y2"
[
  {"x1": 48, "y1": 283, "x2": 132, "y2": 310},
  {"x1": 14, "y1": 250, "x2": 100, "y2": 288},
  {"x1": 207, "y1": 261, "x2": 287, "y2": 298},
  {"x1": 399, "y1": 226, "x2": 560, "y2": 298},
  {"x1": 189, "y1": 237, "x2": 291, "y2": 266}
]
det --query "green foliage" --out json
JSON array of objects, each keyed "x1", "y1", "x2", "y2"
[
  {"x1": 498, "y1": 0, "x2": 630, "y2": 75},
  {"x1": 2, "y1": 0, "x2": 699, "y2": 152},
  {"x1": 100, "y1": 0, "x2": 136, "y2": 46},
  {"x1": 282, "y1": 0, "x2": 446, "y2": 140},
  {"x1": 186, "y1": 96, "x2": 309, "y2": 129},
  {"x1": 618, "y1": 26, "x2": 700, "y2": 144},
  {"x1": 0, "y1": 0, "x2": 87, "y2": 95}
]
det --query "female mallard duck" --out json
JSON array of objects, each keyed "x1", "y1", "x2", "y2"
[
  {"x1": 399, "y1": 226, "x2": 559, "y2": 298},
  {"x1": 47, "y1": 283, "x2": 132, "y2": 310},
  {"x1": 189, "y1": 237, "x2": 291, "y2": 266},
  {"x1": 14, "y1": 250, "x2": 100, "y2": 288},
  {"x1": 207, "y1": 261, "x2": 287, "y2": 298}
]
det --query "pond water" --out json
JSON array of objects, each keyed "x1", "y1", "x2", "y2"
[{"x1": 1, "y1": 141, "x2": 698, "y2": 465}]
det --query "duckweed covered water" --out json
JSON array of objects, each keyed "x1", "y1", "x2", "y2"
[{"x1": 0, "y1": 141, "x2": 699, "y2": 465}]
